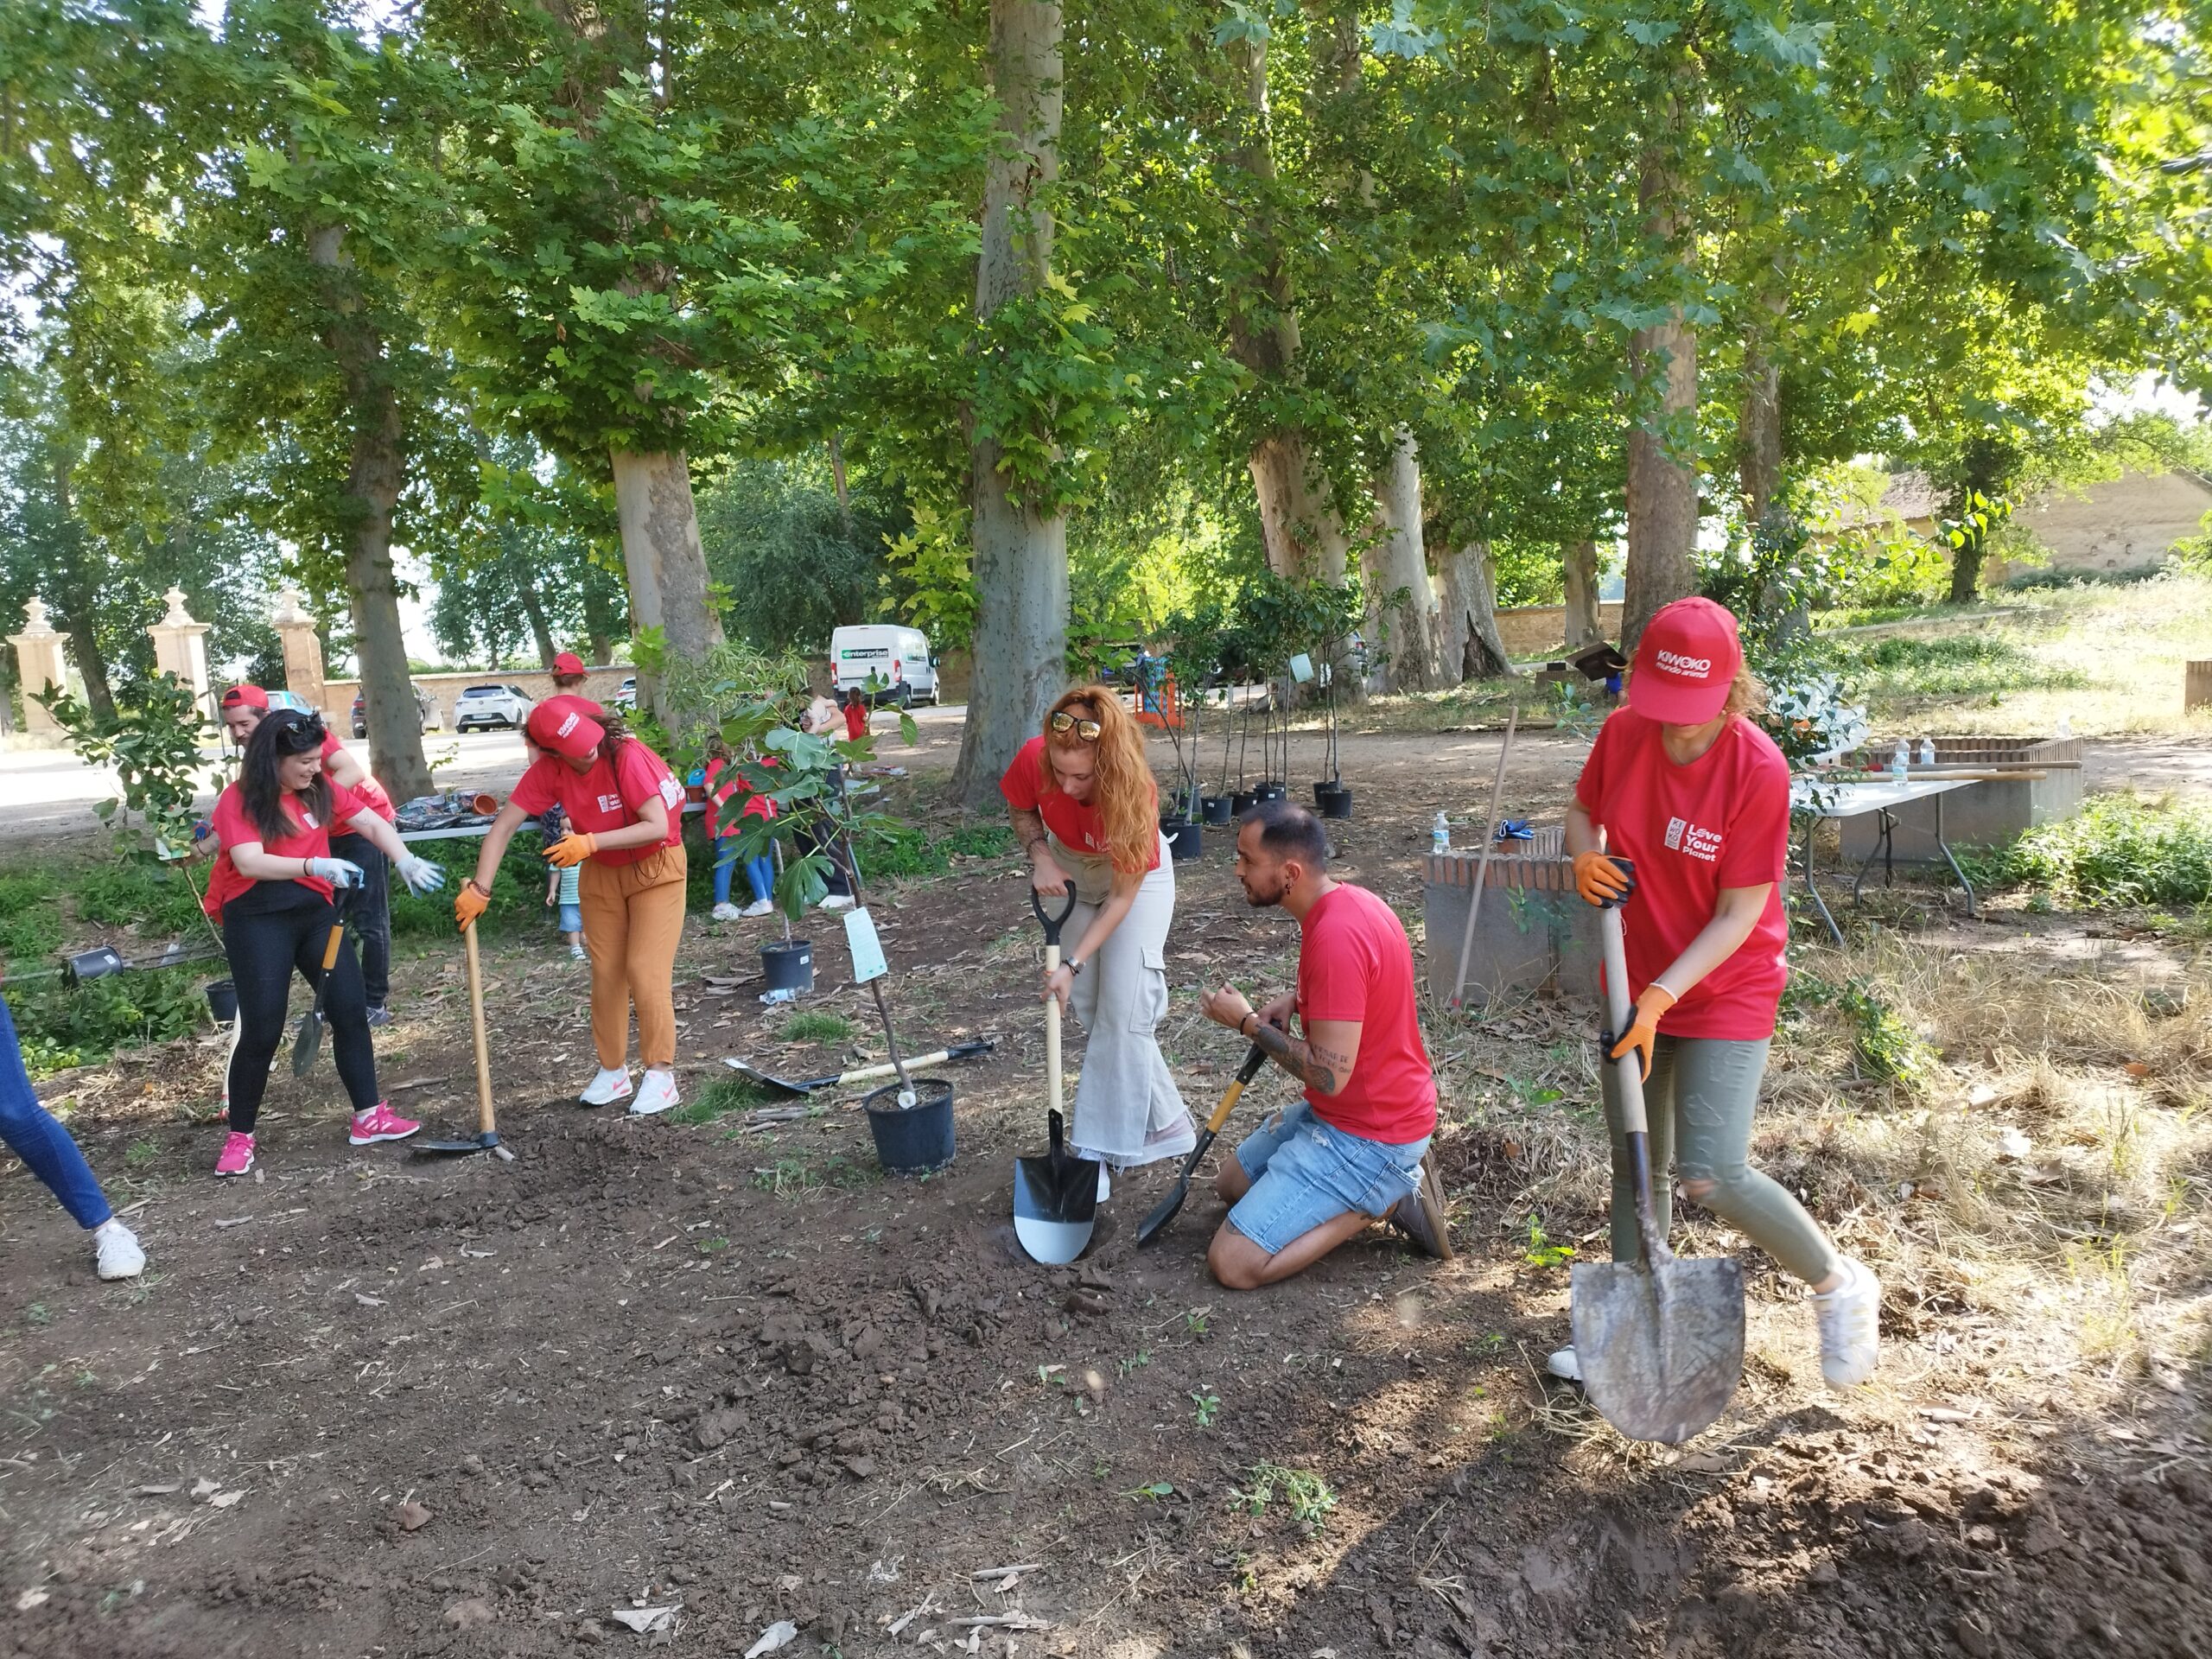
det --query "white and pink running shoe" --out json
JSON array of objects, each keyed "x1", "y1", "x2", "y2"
[
  {"x1": 348, "y1": 1103, "x2": 421, "y2": 1146},
  {"x1": 215, "y1": 1132, "x2": 256, "y2": 1177}
]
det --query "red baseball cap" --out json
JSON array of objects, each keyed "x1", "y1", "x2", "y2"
[
  {"x1": 551, "y1": 652, "x2": 587, "y2": 677},
  {"x1": 1628, "y1": 597, "x2": 1743, "y2": 724},
  {"x1": 220, "y1": 683, "x2": 270, "y2": 711},
  {"x1": 527, "y1": 696, "x2": 605, "y2": 760}
]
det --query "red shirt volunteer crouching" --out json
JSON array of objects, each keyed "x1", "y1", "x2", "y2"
[
  {"x1": 1559, "y1": 595, "x2": 1879, "y2": 1392},
  {"x1": 456, "y1": 697, "x2": 690, "y2": 1117},
  {"x1": 1197, "y1": 802, "x2": 1452, "y2": 1290}
]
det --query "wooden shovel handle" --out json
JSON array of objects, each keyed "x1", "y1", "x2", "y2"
[
  {"x1": 320, "y1": 918, "x2": 346, "y2": 972},
  {"x1": 464, "y1": 925, "x2": 495, "y2": 1136}
]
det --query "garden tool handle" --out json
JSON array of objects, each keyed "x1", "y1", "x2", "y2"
[
  {"x1": 1598, "y1": 903, "x2": 1649, "y2": 1139},
  {"x1": 1030, "y1": 885, "x2": 1077, "y2": 944},
  {"x1": 319, "y1": 887, "x2": 351, "y2": 972},
  {"x1": 1044, "y1": 934, "x2": 1065, "y2": 1122},
  {"x1": 465, "y1": 924, "x2": 495, "y2": 1136},
  {"x1": 1205, "y1": 1043, "x2": 1269, "y2": 1134}
]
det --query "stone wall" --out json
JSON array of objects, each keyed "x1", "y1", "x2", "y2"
[
  {"x1": 318, "y1": 667, "x2": 634, "y2": 732},
  {"x1": 1494, "y1": 602, "x2": 1625, "y2": 659},
  {"x1": 1421, "y1": 830, "x2": 1601, "y2": 1009}
]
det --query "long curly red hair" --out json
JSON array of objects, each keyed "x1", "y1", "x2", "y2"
[{"x1": 1038, "y1": 685, "x2": 1157, "y2": 874}]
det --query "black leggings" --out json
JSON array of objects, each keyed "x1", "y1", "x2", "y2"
[{"x1": 222, "y1": 887, "x2": 380, "y2": 1133}]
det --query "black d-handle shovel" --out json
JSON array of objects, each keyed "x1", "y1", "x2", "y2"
[
  {"x1": 1138, "y1": 1041, "x2": 1267, "y2": 1246},
  {"x1": 1013, "y1": 887, "x2": 1099, "y2": 1264},
  {"x1": 291, "y1": 887, "x2": 353, "y2": 1077},
  {"x1": 1568, "y1": 874, "x2": 1746, "y2": 1444}
]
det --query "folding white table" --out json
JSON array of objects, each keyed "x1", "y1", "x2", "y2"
[{"x1": 1790, "y1": 776, "x2": 1978, "y2": 945}]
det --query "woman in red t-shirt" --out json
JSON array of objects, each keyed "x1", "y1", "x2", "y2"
[
  {"x1": 205, "y1": 710, "x2": 448, "y2": 1177},
  {"x1": 1001, "y1": 686, "x2": 1192, "y2": 1195},
  {"x1": 455, "y1": 697, "x2": 690, "y2": 1117},
  {"x1": 1555, "y1": 597, "x2": 1878, "y2": 1390}
]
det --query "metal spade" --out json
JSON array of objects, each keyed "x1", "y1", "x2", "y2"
[{"x1": 1012, "y1": 888, "x2": 1098, "y2": 1264}]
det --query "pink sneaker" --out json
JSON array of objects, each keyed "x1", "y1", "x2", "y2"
[
  {"x1": 215, "y1": 1132, "x2": 256, "y2": 1177},
  {"x1": 348, "y1": 1103, "x2": 421, "y2": 1146}
]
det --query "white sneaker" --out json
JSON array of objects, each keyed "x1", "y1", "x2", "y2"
[
  {"x1": 94, "y1": 1219, "x2": 145, "y2": 1281},
  {"x1": 1812, "y1": 1255, "x2": 1881, "y2": 1388},
  {"x1": 629, "y1": 1070, "x2": 681, "y2": 1117},
  {"x1": 711, "y1": 902, "x2": 741, "y2": 921},
  {"x1": 569, "y1": 942, "x2": 588, "y2": 963},
  {"x1": 741, "y1": 898, "x2": 774, "y2": 918},
  {"x1": 1546, "y1": 1347, "x2": 1583, "y2": 1382},
  {"x1": 580, "y1": 1066, "x2": 633, "y2": 1106},
  {"x1": 818, "y1": 893, "x2": 855, "y2": 912}
]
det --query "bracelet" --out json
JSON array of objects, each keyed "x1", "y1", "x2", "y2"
[
  {"x1": 1241, "y1": 1012, "x2": 1259, "y2": 1038},
  {"x1": 1067, "y1": 958, "x2": 1084, "y2": 976}
]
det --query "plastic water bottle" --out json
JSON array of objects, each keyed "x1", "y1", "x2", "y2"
[
  {"x1": 1918, "y1": 736, "x2": 1936, "y2": 767},
  {"x1": 2056, "y1": 715, "x2": 2073, "y2": 738},
  {"x1": 1432, "y1": 812, "x2": 1452, "y2": 855},
  {"x1": 1890, "y1": 740, "x2": 1910, "y2": 782}
]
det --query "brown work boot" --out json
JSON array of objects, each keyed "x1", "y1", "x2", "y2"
[{"x1": 1388, "y1": 1148, "x2": 1455, "y2": 1261}]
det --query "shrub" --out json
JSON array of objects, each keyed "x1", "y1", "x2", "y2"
[
  {"x1": 1963, "y1": 794, "x2": 2212, "y2": 910},
  {"x1": 74, "y1": 862, "x2": 210, "y2": 936},
  {"x1": 386, "y1": 836, "x2": 548, "y2": 938},
  {"x1": 11, "y1": 967, "x2": 207, "y2": 1078}
]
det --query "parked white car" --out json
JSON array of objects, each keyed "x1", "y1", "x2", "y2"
[
  {"x1": 453, "y1": 683, "x2": 535, "y2": 732},
  {"x1": 830, "y1": 624, "x2": 938, "y2": 706}
]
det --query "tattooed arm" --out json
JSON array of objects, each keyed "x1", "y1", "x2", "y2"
[{"x1": 1200, "y1": 983, "x2": 1363, "y2": 1096}]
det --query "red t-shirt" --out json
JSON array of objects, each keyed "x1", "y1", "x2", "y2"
[
  {"x1": 1295, "y1": 883, "x2": 1437, "y2": 1144},
  {"x1": 509, "y1": 738, "x2": 684, "y2": 868},
  {"x1": 998, "y1": 734, "x2": 1160, "y2": 872},
  {"x1": 321, "y1": 734, "x2": 395, "y2": 823},
  {"x1": 843, "y1": 701, "x2": 868, "y2": 741},
  {"x1": 702, "y1": 755, "x2": 775, "y2": 839},
  {"x1": 1574, "y1": 709, "x2": 1791, "y2": 1039},
  {"x1": 202, "y1": 779, "x2": 371, "y2": 919}
]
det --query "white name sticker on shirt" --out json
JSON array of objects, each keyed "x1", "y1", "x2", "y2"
[
  {"x1": 843, "y1": 906, "x2": 889, "y2": 984},
  {"x1": 597, "y1": 792, "x2": 622, "y2": 814},
  {"x1": 658, "y1": 776, "x2": 683, "y2": 809}
]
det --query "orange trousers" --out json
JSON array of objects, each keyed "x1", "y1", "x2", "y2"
[{"x1": 578, "y1": 843, "x2": 688, "y2": 1070}]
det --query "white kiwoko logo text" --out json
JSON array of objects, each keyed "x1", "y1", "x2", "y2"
[
  {"x1": 556, "y1": 712, "x2": 581, "y2": 738},
  {"x1": 1655, "y1": 650, "x2": 1712, "y2": 677}
]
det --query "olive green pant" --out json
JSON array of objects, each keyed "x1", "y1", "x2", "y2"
[{"x1": 1601, "y1": 1034, "x2": 1838, "y2": 1285}]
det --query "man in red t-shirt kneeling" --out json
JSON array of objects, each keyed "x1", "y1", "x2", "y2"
[{"x1": 1198, "y1": 803, "x2": 1453, "y2": 1289}]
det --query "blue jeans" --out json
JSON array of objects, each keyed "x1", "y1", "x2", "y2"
[
  {"x1": 0, "y1": 994, "x2": 111, "y2": 1230},
  {"x1": 1229, "y1": 1099, "x2": 1430, "y2": 1255},
  {"x1": 711, "y1": 840, "x2": 772, "y2": 906}
]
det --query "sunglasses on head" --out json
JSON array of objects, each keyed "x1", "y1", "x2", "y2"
[
  {"x1": 1049, "y1": 709, "x2": 1103, "y2": 742},
  {"x1": 268, "y1": 710, "x2": 327, "y2": 753}
]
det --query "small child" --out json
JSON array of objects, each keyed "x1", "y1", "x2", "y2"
[
  {"x1": 703, "y1": 743, "x2": 777, "y2": 922},
  {"x1": 842, "y1": 690, "x2": 868, "y2": 743},
  {"x1": 541, "y1": 801, "x2": 587, "y2": 961}
]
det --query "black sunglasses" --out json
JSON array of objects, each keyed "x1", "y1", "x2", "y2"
[{"x1": 1049, "y1": 710, "x2": 1103, "y2": 742}]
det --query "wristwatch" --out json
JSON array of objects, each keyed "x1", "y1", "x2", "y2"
[{"x1": 1067, "y1": 958, "x2": 1085, "y2": 976}]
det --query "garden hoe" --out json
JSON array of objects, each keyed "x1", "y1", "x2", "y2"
[
  {"x1": 289, "y1": 889, "x2": 352, "y2": 1077},
  {"x1": 412, "y1": 924, "x2": 515, "y2": 1161},
  {"x1": 1569, "y1": 884, "x2": 1745, "y2": 1443},
  {"x1": 1136, "y1": 1040, "x2": 1268, "y2": 1246},
  {"x1": 1013, "y1": 888, "x2": 1099, "y2": 1265}
]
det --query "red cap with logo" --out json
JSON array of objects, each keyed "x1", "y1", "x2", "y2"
[
  {"x1": 551, "y1": 652, "x2": 587, "y2": 677},
  {"x1": 527, "y1": 696, "x2": 605, "y2": 760},
  {"x1": 1627, "y1": 597, "x2": 1743, "y2": 725},
  {"x1": 219, "y1": 683, "x2": 270, "y2": 711}
]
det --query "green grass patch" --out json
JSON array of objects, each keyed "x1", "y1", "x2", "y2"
[
  {"x1": 1816, "y1": 632, "x2": 2088, "y2": 699},
  {"x1": 10, "y1": 966, "x2": 207, "y2": 1077},
  {"x1": 861, "y1": 821, "x2": 1017, "y2": 880},
  {"x1": 1961, "y1": 793, "x2": 2212, "y2": 910},
  {"x1": 779, "y1": 1010, "x2": 853, "y2": 1044},
  {"x1": 386, "y1": 836, "x2": 552, "y2": 938},
  {"x1": 670, "y1": 1071, "x2": 777, "y2": 1126},
  {"x1": 1783, "y1": 969, "x2": 1932, "y2": 1081},
  {"x1": 1231, "y1": 1463, "x2": 1338, "y2": 1527},
  {"x1": 73, "y1": 862, "x2": 208, "y2": 934}
]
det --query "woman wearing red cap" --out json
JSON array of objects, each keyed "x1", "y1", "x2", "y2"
[
  {"x1": 550, "y1": 652, "x2": 591, "y2": 696},
  {"x1": 1553, "y1": 596, "x2": 1879, "y2": 1389},
  {"x1": 203, "y1": 709, "x2": 448, "y2": 1175},
  {"x1": 456, "y1": 696, "x2": 690, "y2": 1116}
]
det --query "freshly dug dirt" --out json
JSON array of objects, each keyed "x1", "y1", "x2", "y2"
[{"x1": 3, "y1": 724, "x2": 2207, "y2": 1658}]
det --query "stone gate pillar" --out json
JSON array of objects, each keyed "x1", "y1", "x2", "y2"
[
  {"x1": 9, "y1": 596, "x2": 68, "y2": 734},
  {"x1": 272, "y1": 588, "x2": 327, "y2": 715},
  {"x1": 147, "y1": 587, "x2": 213, "y2": 723}
]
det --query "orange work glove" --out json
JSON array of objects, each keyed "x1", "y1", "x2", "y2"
[
  {"x1": 1573, "y1": 849, "x2": 1636, "y2": 908},
  {"x1": 543, "y1": 831, "x2": 599, "y2": 868},
  {"x1": 454, "y1": 880, "x2": 492, "y2": 933},
  {"x1": 1608, "y1": 982, "x2": 1678, "y2": 1082}
]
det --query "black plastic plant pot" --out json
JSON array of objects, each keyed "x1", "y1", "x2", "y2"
[
  {"x1": 760, "y1": 938, "x2": 814, "y2": 994},
  {"x1": 1255, "y1": 781, "x2": 1287, "y2": 803},
  {"x1": 205, "y1": 978, "x2": 238, "y2": 1024},
  {"x1": 1317, "y1": 785, "x2": 1353, "y2": 820},
  {"x1": 1230, "y1": 791, "x2": 1257, "y2": 816},
  {"x1": 1161, "y1": 819, "x2": 1203, "y2": 861},
  {"x1": 864, "y1": 1077, "x2": 957, "y2": 1174},
  {"x1": 1200, "y1": 795, "x2": 1233, "y2": 825}
]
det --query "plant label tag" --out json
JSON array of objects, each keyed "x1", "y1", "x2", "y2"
[
  {"x1": 1288, "y1": 653, "x2": 1315, "y2": 683},
  {"x1": 843, "y1": 907, "x2": 889, "y2": 984}
]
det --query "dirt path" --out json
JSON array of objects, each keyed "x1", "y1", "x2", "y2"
[{"x1": 3, "y1": 729, "x2": 2209, "y2": 1658}]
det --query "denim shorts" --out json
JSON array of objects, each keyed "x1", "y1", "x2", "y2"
[
  {"x1": 558, "y1": 903, "x2": 584, "y2": 933},
  {"x1": 1228, "y1": 1100, "x2": 1432, "y2": 1255}
]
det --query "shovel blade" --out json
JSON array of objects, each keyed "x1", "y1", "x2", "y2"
[
  {"x1": 290, "y1": 1013, "x2": 324, "y2": 1077},
  {"x1": 1134, "y1": 1178, "x2": 1190, "y2": 1247},
  {"x1": 1012, "y1": 1115, "x2": 1098, "y2": 1267},
  {"x1": 1570, "y1": 1255, "x2": 1745, "y2": 1445}
]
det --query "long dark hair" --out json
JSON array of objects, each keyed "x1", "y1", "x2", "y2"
[{"x1": 240, "y1": 709, "x2": 332, "y2": 842}]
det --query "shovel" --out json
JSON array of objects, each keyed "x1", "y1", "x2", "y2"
[
  {"x1": 1137, "y1": 1041, "x2": 1267, "y2": 1246},
  {"x1": 1568, "y1": 891, "x2": 1745, "y2": 1444},
  {"x1": 1012, "y1": 887, "x2": 1098, "y2": 1265},
  {"x1": 724, "y1": 1039, "x2": 994, "y2": 1097},
  {"x1": 412, "y1": 923, "x2": 516, "y2": 1161},
  {"x1": 290, "y1": 888, "x2": 353, "y2": 1077}
]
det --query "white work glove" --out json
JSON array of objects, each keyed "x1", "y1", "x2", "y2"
[
  {"x1": 305, "y1": 857, "x2": 365, "y2": 889},
  {"x1": 395, "y1": 855, "x2": 446, "y2": 894}
]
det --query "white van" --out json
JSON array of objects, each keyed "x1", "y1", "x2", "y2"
[{"x1": 830, "y1": 624, "x2": 939, "y2": 706}]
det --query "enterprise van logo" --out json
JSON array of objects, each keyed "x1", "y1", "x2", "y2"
[{"x1": 1656, "y1": 650, "x2": 1712, "y2": 677}]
